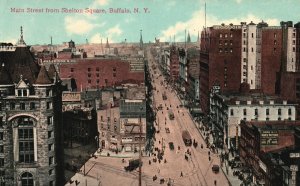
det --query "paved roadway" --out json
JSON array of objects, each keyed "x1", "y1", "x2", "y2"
[{"x1": 65, "y1": 46, "x2": 230, "y2": 186}]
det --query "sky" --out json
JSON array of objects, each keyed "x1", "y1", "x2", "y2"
[{"x1": 0, "y1": 0, "x2": 299, "y2": 45}]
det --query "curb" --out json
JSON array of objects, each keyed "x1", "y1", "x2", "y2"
[{"x1": 220, "y1": 165, "x2": 233, "y2": 186}]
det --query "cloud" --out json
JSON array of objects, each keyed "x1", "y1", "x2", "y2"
[
  {"x1": 159, "y1": 9, "x2": 280, "y2": 42},
  {"x1": 90, "y1": 33, "x2": 102, "y2": 43},
  {"x1": 65, "y1": 16, "x2": 97, "y2": 35},
  {"x1": 64, "y1": 16, "x2": 106, "y2": 35},
  {"x1": 236, "y1": 0, "x2": 242, "y2": 4},
  {"x1": 96, "y1": 0, "x2": 110, "y2": 6},
  {"x1": 90, "y1": 25, "x2": 123, "y2": 43}
]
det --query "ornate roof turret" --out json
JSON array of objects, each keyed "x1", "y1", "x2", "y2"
[
  {"x1": 17, "y1": 26, "x2": 26, "y2": 46},
  {"x1": 105, "y1": 38, "x2": 110, "y2": 48},
  {"x1": 0, "y1": 63, "x2": 13, "y2": 85},
  {"x1": 48, "y1": 63, "x2": 60, "y2": 82},
  {"x1": 35, "y1": 65, "x2": 52, "y2": 84},
  {"x1": 16, "y1": 74, "x2": 29, "y2": 89}
]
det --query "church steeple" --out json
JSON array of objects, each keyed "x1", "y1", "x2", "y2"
[
  {"x1": 17, "y1": 26, "x2": 26, "y2": 46},
  {"x1": 139, "y1": 29, "x2": 143, "y2": 49},
  {"x1": 187, "y1": 31, "x2": 191, "y2": 43},
  {"x1": 197, "y1": 31, "x2": 200, "y2": 42},
  {"x1": 105, "y1": 37, "x2": 110, "y2": 48}
]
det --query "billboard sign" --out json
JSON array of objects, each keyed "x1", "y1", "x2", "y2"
[{"x1": 260, "y1": 130, "x2": 278, "y2": 146}]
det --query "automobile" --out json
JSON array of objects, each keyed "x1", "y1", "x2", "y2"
[
  {"x1": 124, "y1": 159, "x2": 142, "y2": 172},
  {"x1": 158, "y1": 104, "x2": 163, "y2": 110},
  {"x1": 169, "y1": 142, "x2": 174, "y2": 150},
  {"x1": 165, "y1": 127, "x2": 170, "y2": 133},
  {"x1": 212, "y1": 165, "x2": 220, "y2": 173}
]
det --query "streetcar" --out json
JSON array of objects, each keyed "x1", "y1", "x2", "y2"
[
  {"x1": 168, "y1": 110, "x2": 174, "y2": 120},
  {"x1": 182, "y1": 130, "x2": 192, "y2": 146}
]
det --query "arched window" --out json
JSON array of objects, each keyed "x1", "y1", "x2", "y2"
[{"x1": 21, "y1": 172, "x2": 33, "y2": 186}]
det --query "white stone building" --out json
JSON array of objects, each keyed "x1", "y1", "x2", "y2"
[{"x1": 210, "y1": 91, "x2": 296, "y2": 149}]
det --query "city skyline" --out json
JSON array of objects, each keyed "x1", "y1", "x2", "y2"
[{"x1": 0, "y1": 0, "x2": 299, "y2": 45}]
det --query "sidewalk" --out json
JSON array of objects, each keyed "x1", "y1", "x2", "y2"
[{"x1": 94, "y1": 148, "x2": 149, "y2": 159}]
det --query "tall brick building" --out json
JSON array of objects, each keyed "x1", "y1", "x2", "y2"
[
  {"x1": 199, "y1": 21, "x2": 300, "y2": 114},
  {"x1": 0, "y1": 28, "x2": 63, "y2": 185},
  {"x1": 59, "y1": 58, "x2": 144, "y2": 90}
]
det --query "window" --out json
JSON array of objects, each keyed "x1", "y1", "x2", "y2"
[
  {"x1": 293, "y1": 40, "x2": 296, "y2": 45},
  {"x1": 113, "y1": 73, "x2": 116, "y2": 77},
  {"x1": 50, "y1": 181, "x2": 54, "y2": 186},
  {"x1": 19, "y1": 127, "x2": 34, "y2": 163},
  {"x1": 101, "y1": 116, "x2": 103, "y2": 121},
  {"x1": 230, "y1": 33, "x2": 233, "y2": 37},
  {"x1": 243, "y1": 40, "x2": 246, "y2": 45},
  {"x1": 0, "y1": 117, "x2": 2, "y2": 127},
  {"x1": 266, "y1": 117, "x2": 269, "y2": 121},
  {"x1": 47, "y1": 102, "x2": 52, "y2": 109},
  {"x1": 88, "y1": 68, "x2": 91, "y2": 72},
  {"x1": 288, "y1": 117, "x2": 291, "y2": 121},
  {"x1": 49, "y1": 169, "x2": 53, "y2": 176},
  {"x1": 255, "y1": 109, "x2": 258, "y2": 116},
  {"x1": 0, "y1": 159, "x2": 3, "y2": 167},
  {"x1": 48, "y1": 131, "x2": 52, "y2": 138},
  {"x1": 96, "y1": 79, "x2": 100, "y2": 84},
  {"x1": 251, "y1": 33, "x2": 254, "y2": 38},
  {"x1": 288, "y1": 108, "x2": 292, "y2": 115},
  {"x1": 266, "y1": 108, "x2": 269, "y2": 115},
  {"x1": 30, "y1": 102, "x2": 35, "y2": 110},
  {"x1": 70, "y1": 68, "x2": 74, "y2": 72},
  {"x1": 243, "y1": 33, "x2": 246, "y2": 38},
  {"x1": 88, "y1": 79, "x2": 91, "y2": 84},
  {"x1": 219, "y1": 34, "x2": 223, "y2": 38},
  {"x1": 251, "y1": 80, "x2": 253, "y2": 84},
  {"x1": 0, "y1": 145, "x2": 3, "y2": 153},
  {"x1": 243, "y1": 65, "x2": 247, "y2": 69},
  {"x1": 96, "y1": 67, "x2": 99, "y2": 71},
  {"x1": 48, "y1": 144, "x2": 53, "y2": 151},
  {"x1": 10, "y1": 102, "x2": 15, "y2": 110},
  {"x1": 0, "y1": 132, "x2": 3, "y2": 140},
  {"x1": 114, "y1": 126, "x2": 117, "y2": 132},
  {"x1": 224, "y1": 67, "x2": 227, "y2": 72},
  {"x1": 230, "y1": 40, "x2": 232, "y2": 45},
  {"x1": 274, "y1": 48, "x2": 277, "y2": 52},
  {"x1": 20, "y1": 103, "x2": 25, "y2": 110},
  {"x1": 46, "y1": 89, "x2": 52, "y2": 97},
  {"x1": 243, "y1": 47, "x2": 246, "y2": 52},
  {"x1": 219, "y1": 40, "x2": 222, "y2": 45},
  {"x1": 47, "y1": 116, "x2": 53, "y2": 125},
  {"x1": 113, "y1": 67, "x2": 116, "y2": 71},
  {"x1": 225, "y1": 40, "x2": 228, "y2": 45},
  {"x1": 243, "y1": 58, "x2": 247, "y2": 62},
  {"x1": 23, "y1": 90, "x2": 27, "y2": 97},
  {"x1": 0, "y1": 102, "x2": 1, "y2": 111},
  {"x1": 251, "y1": 48, "x2": 254, "y2": 52},
  {"x1": 230, "y1": 109, "x2": 234, "y2": 116},
  {"x1": 49, "y1": 156, "x2": 54, "y2": 165},
  {"x1": 293, "y1": 47, "x2": 296, "y2": 52},
  {"x1": 105, "y1": 79, "x2": 108, "y2": 85},
  {"x1": 96, "y1": 73, "x2": 99, "y2": 77},
  {"x1": 225, "y1": 34, "x2": 228, "y2": 38},
  {"x1": 219, "y1": 48, "x2": 223, "y2": 53},
  {"x1": 243, "y1": 109, "x2": 247, "y2": 115},
  {"x1": 278, "y1": 117, "x2": 281, "y2": 121},
  {"x1": 274, "y1": 40, "x2": 277, "y2": 45},
  {"x1": 21, "y1": 172, "x2": 33, "y2": 186},
  {"x1": 88, "y1": 73, "x2": 91, "y2": 78},
  {"x1": 274, "y1": 33, "x2": 277, "y2": 38},
  {"x1": 278, "y1": 108, "x2": 281, "y2": 115},
  {"x1": 230, "y1": 48, "x2": 233, "y2": 53}
]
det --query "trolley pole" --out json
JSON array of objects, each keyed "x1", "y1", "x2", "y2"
[{"x1": 138, "y1": 113, "x2": 142, "y2": 186}]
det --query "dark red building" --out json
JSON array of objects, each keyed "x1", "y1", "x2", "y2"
[
  {"x1": 240, "y1": 120, "x2": 300, "y2": 185},
  {"x1": 59, "y1": 59, "x2": 144, "y2": 90}
]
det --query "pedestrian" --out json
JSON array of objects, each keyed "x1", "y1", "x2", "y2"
[
  {"x1": 158, "y1": 168, "x2": 160, "y2": 173},
  {"x1": 180, "y1": 171, "x2": 183, "y2": 177},
  {"x1": 209, "y1": 156, "x2": 211, "y2": 161},
  {"x1": 214, "y1": 180, "x2": 217, "y2": 185}
]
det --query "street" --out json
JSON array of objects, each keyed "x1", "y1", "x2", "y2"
[{"x1": 65, "y1": 46, "x2": 230, "y2": 186}]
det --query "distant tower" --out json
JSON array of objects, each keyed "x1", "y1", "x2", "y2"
[
  {"x1": 197, "y1": 31, "x2": 200, "y2": 43},
  {"x1": 139, "y1": 29, "x2": 143, "y2": 49},
  {"x1": 187, "y1": 31, "x2": 191, "y2": 43},
  {"x1": 105, "y1": 37, "x2": 110, "y2": 48}
]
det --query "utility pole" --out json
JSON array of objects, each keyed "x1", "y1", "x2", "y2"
[{"x1": 138, "y1": 107, "x2": 143, "y2": 186}]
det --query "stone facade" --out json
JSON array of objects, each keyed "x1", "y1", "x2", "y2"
[{"x1": 0, "y1": 32, "x2": 63, "y2": 186}]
